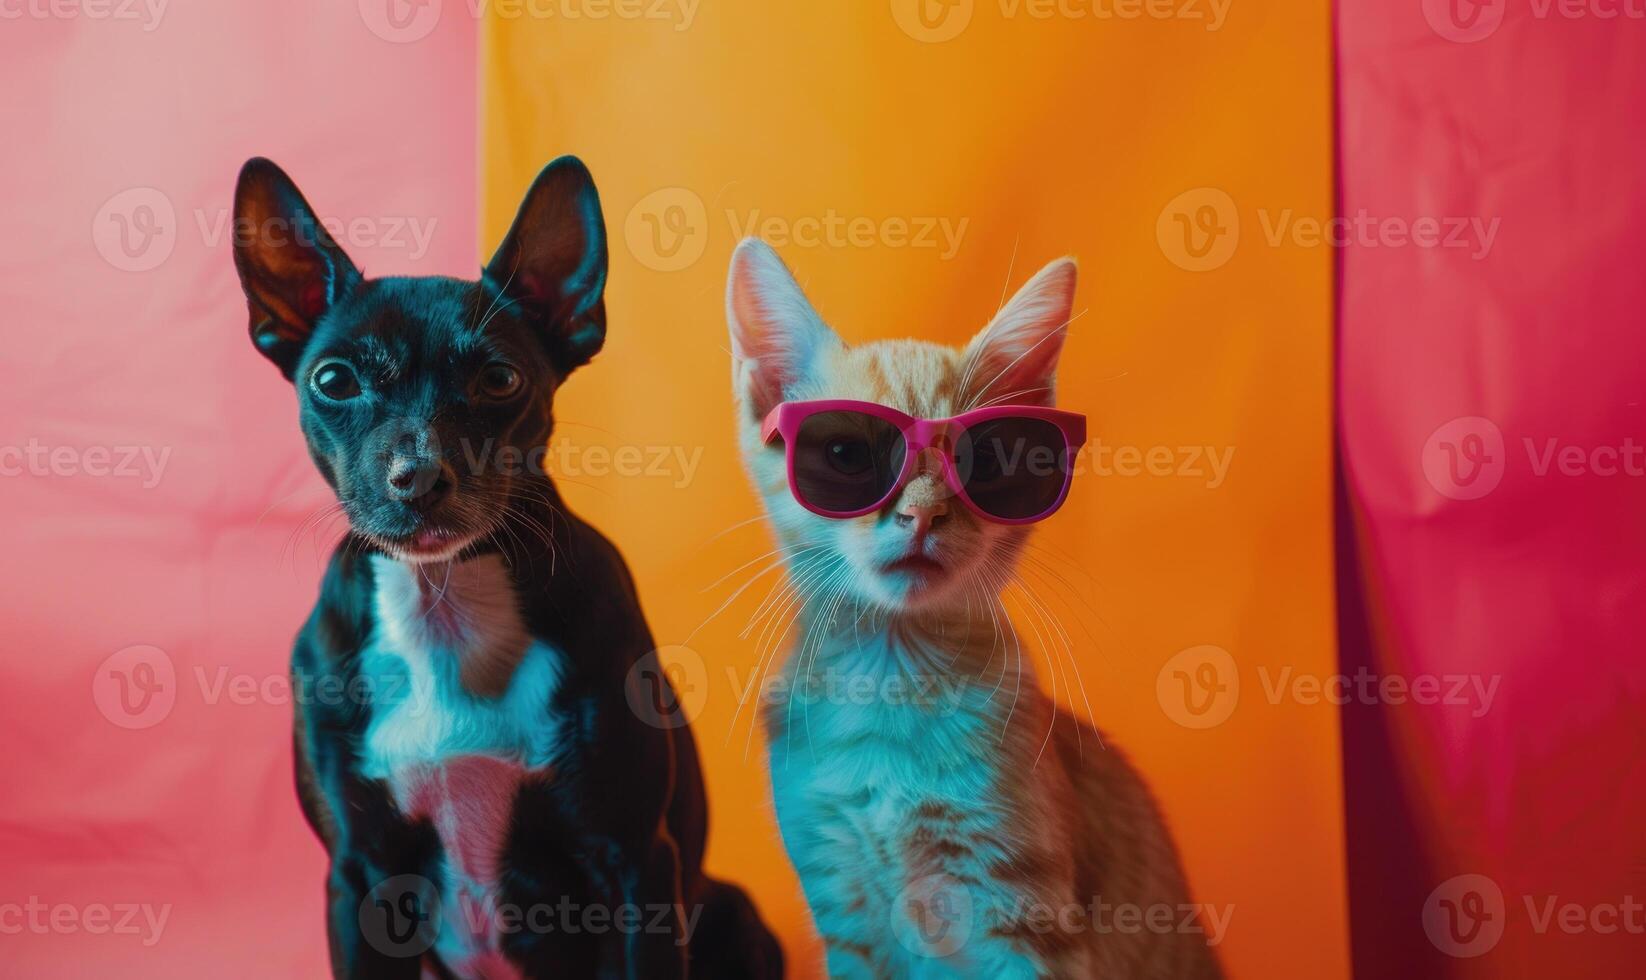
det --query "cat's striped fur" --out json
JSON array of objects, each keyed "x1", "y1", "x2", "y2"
[{"x1": 727, "y1": 239, "x2": 1224, "y2": 979}]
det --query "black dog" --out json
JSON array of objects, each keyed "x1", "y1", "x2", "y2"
[{"x1": 233, "y1": 156, "x2": 783, "y2": 979}]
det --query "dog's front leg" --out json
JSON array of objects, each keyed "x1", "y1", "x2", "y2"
[
  {"x1": 580, "y1": 832, "x2": 688, "y2": 980},
  {"x1": 619, "y1": 833, "x2": 689, "y2": 980},
  {"x1": 325, "y1": 854, "x2": 428, "y2": 980}
]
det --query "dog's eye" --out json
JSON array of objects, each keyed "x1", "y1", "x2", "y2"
[
  {"x1": 477, "y1": 362, "x2": 523, "y2": 400},
  {"x1": 309, "y1": 360, "x2": 362, "y2": 402}
]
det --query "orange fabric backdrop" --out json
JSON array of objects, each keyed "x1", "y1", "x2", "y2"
[{"x1": 482, "y1": 3, "x2": 1345, "y2": 975}]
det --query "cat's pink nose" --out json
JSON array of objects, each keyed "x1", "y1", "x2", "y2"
[{"x1": 896, "y1": 499, "x2": 948, "y2": 535}]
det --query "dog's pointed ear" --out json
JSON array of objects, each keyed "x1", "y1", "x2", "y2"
[
  {"x1": 232, "y1": 158, "x2": 361, "y2": 380},
  {"x1": 483, "y1": 157, "x2": 608, "y2": 374}
]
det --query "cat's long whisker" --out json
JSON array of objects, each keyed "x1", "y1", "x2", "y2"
[
  {"x1": 1015, "y1": 553, "x2": 1108, "y2": 651},
  {"x1": 969, "y1": 385, "x2": 1056, "y2": 411},
  {"x1": 981, "y1": 583, "x2": 1027, "y2": 745},
  {"x1": 1016, "y1": 548, "x2": 1097, "y2": 605},
  {"x1": 703, "y1": 513, "x2": 770, "y2": 544},
  {"x1": 1015, "y1": 586, "x2": 1065, "y2": 770},
  {"x1": 1014, "y1": 561, "x2": 1094, "y2": 660},
  {"x1": 741, "y1": 549, "x2": 830, "y2": 641},
  {"x1": 1019, "y1": 575, "x2": 1104, "y2": 757},
  {"x1": 683, "y1": 554, "x2": 801, "y2": 647},
  {"x1": 954, "y1": 572, "x2": 1003, "y2": 697},
  {"x1": 726, "y1": 563, "x2": 815, "y2": 747},
  {"x1": 738, "y1": 570, "x2": 796, "y2": 646},
  {"x1": 725, "y1": 550, "x2": 836, "y2": 748},
  {"x1": 747, "y1": 557, "x2": 845, "y2": 762},
  {"x1": 757, "y1": 554, "x2": 839, "y2": 674},
  {"x1": 967, "y1": 553, "x2": 1020, "y2": 704},
  {"x1": 975, "y1": 551, "x2": 1061, "y2": 765},
  {"x1": 795, "y1": 564, "x2": 854, "y2": 756},
  {"x1": 688, "y1": 547, "x2": 832, "y2": 733},
  {"x1": 1019, "y1": 538, "x2": 1099, "y2": 583},
  {"x1": 702, "y1": 541, "x2": 819, "y2": 595},
  {"x1": 969, "y1": 575, "x2": 1005, "y2": 688},
  {"x1": 723, "y1": 573, "x2": 796, "y2": 752},
  {"x1": 971, "y1": 570, "x2": 1013, "y2": 711}
]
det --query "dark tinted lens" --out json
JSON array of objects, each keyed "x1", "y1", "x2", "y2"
[
  {"x1": 955, "y1": 417, "x2": 1070, "y2": 520},
  {"x1": 791, "y1": 411, "x2": 907, "y2": 514}
]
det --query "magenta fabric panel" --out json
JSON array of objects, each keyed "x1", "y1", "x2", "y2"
[
  {"x1": 0, "y1": 5, "x2": 475, "y2": 974},
  {"x1": 1336, "y1": 2, "x2": 1646, "y2": 977}
]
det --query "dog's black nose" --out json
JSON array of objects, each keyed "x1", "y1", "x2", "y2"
[{"x1": 386, "y1": 457, "x2": 454, "y2": 511}]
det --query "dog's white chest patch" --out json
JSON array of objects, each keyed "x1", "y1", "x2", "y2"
[{"x1": 359, "y1": 554, "x2": 564, "y2": 977}]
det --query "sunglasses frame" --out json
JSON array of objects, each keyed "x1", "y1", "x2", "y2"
[{"x1": 760, "y1": 399, "x2": 1088, "y2": 525}]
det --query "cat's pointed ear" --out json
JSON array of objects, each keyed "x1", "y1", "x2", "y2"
[
  {"x1": 961, "y1": 257, "x2": 1077, "y2": 408},
  {"x1": 726, "y1": 238, "x2": 840, "y2": 421},
  {"x1": 484, "y1": 156, "x2": 608, "y2": 374},
  {"x1": 233, "y1": 158, "x2": 362, "y2": 380}
]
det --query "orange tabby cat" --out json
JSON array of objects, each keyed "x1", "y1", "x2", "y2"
[{"x1": 727, "y1": 238, "x2": 1224, "y2": 978}]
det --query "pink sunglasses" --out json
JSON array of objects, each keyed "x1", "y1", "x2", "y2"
[{"x1": 760, "y1": 399, "x2": 1087, "y2": 525}]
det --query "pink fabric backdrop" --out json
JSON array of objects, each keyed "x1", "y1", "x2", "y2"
[
  {"x1": 0, "y1": 3, "x2": 474, "y2": 973},
  {"x1": 1337, "y1": 2, "x2": 1646, "y2": 976},
  {"x1": 7, "y1": 2, "x2": 1644, "y2": 976}
]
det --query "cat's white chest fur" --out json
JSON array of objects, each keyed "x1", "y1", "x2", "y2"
[
  {"x1": 766, "y1": 632, "x2": 1047, "y2": 978},
  {"x1": 359, "y1": 553, "x2": 566, "y2": 792}
]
